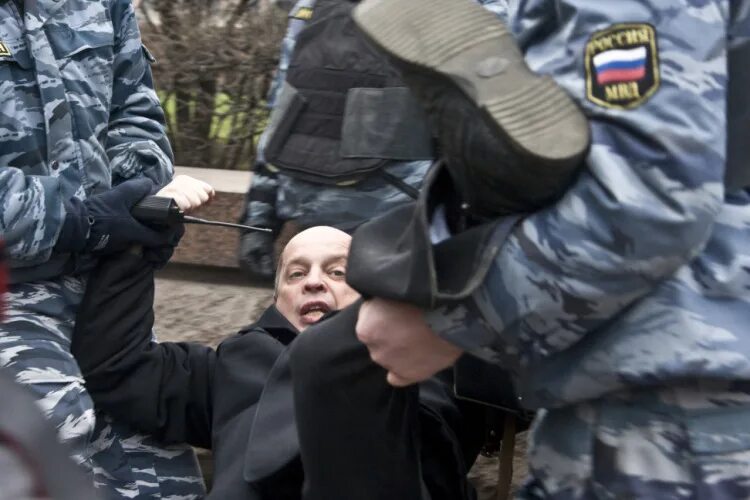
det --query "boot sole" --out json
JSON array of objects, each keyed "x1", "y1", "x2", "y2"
[{"x1": 353, "y1": 0, "x2": 590, "y2": 165}]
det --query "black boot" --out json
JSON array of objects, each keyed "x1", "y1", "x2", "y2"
[{"x1": 353, "y1": 0, "x2": 590, "y2": 217}]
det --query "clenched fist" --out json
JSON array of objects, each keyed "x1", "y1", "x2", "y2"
[{"x1": 356, "y1": 298, "x2": 463, "y2": 386}]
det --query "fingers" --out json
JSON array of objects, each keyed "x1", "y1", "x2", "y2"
[
  {"x1": 182, "y1": 189, "x2": 204, "y2": 211},
  {"x1": 177, "y1": 175, "x2": 215, "y2": 199},
  {"x1": 386, "y1": 371, "x2": 415, "y2": 387},
  {"x1": 363, "y1": 342, "x2": 416, "y2": 387},
  {"x1": 157, "y1": 175, "x2": 216, "y2": 213},
  {"x1": 167, "y1": 192, "x2": 191, "y2": 213},
  {"x1": 356, "y1": 298, "x2": 463, "y2": 388}
]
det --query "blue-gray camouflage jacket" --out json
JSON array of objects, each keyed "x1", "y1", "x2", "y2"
[
  {"x1": 428, "y1": 0, "x2": 750, "y2": 409},
  {"x1": 242, "y1": 0, "x2": 429, "y2": 233},
  {"x1": 0, "y1": 0, "x2": 173, "y2": 284}
]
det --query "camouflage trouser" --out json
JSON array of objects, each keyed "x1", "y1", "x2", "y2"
[
  {"x1": 0, "y1": 277, "x2": 206, "y2": 499},
  {"x1": 520, "y1": 383, "x2": 750, "y2": 499}
]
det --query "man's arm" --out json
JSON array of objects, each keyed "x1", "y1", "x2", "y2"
[
  {"x1": 430, "y1": 0, "x2": 726, "y2": 364},
  {"x1": 107, "y1": 0, "x2": 173, "y2": 186},
  {"x1": 359, "y1": 0, "x2": 728, "y2": 382},
  {"x1": 71, "y1": 252, "x2": 214, "y2": 448},
  {"x1": 2, "y1": 0, "x2": 178, "y2": 266},
  {"x1": 0, "y1": 172, "x2": 65, "y2": 266},
  {"x1": 239, "y1": 167, "x2": 282, "y2": 277}
]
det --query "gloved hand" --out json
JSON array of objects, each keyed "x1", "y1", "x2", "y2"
[
  {"x1": 142, "y1": 222, "x2": 185, "y2": 269},
  {"x1": 238, "y1": 230, "x2": 275, "y2": 280},
  {"x1": 55, "y1": 178, "x2": 181, "y2": 256},
  {"x1": 142, "y1": 175, "x2": 213, "y2": 267}
]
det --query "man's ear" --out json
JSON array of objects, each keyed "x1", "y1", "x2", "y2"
[{"x1": 273, "y1": 264, "x2": 282, "y2": 301}]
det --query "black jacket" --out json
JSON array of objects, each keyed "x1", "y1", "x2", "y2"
[{"x1": 72, "y1": 253, "x2": 484, "y2": 499}]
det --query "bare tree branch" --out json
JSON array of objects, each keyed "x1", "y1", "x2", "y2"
[{"x1": 137, "y1": 0, "x2": 286, "y2": 169}]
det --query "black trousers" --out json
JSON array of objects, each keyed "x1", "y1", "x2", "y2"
[{"x1": 289, "y1": 301, "x2": 483, "y2": 500}]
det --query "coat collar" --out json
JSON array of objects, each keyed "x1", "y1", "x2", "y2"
[
  {"x1": 241, "y1": 305, "x2": 301, "y2": 484},
  {"x1": 243, "y1": 305, "x2": 299, "y2": 346}
]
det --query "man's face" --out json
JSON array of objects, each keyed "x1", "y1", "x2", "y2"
[{"x1": 275, "y1": 227, "x2": 360, "y2": 332}]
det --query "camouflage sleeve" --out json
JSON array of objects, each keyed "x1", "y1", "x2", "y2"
[
  {"x1": 238, "y1": 167, "x2": 281, "y2": 276},
  {"x1": 106, "y1": 0, "x2": 174, "y2": 188},
  {"x1": 0, "y1": 172, "x2": 64, "y2": 264},
  {"x1": 241, "y1": 167, "x2": 281, "y2": 230},
  {"x1": 265, "y1": 0, "x2": 314, "y2": 110},
  {"x1": 427, "y1": 1, "x2": 727, "y2": 366}
]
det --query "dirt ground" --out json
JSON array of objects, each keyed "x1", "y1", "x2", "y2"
[{"x1": 153, "y1": 264, "x2": 528, "y2": 499}]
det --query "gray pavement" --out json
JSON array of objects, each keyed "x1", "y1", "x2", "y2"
[{"x1": 154, "y1": 264, "x2": 273, "y2": 346}]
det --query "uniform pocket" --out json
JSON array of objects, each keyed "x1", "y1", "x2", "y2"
[
  {"x1": 45, "y1": 25, "x2": 115, "y2": 90},
  {"x1": 46, "y1": 26, "x2": 114, "y2": 59},
  {"x1": 340, "y1": 87, "x2": 434, "y2": 161}
]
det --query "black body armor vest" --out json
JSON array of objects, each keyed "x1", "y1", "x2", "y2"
[
  {"x1": 726, "y1": 2, "x2": 750, "y2": 191},
  {"x1": 264, "y1": 0, "x2": 434, "y2": 185}
]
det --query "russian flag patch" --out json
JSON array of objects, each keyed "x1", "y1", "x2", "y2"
[{"x1": 585, "y1": 24, "x2": 660, "y2": 110}]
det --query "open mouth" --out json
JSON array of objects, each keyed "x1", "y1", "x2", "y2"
[{"x1": 299, "y1": 301, "x2": 331, "y2": 324}]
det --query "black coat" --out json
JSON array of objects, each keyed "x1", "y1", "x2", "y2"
[{"x1": 72, "y1": 253, "x2": 484, "y2": 500}]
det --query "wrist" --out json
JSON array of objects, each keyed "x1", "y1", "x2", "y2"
[{"x1": 53, "y1": 198, "x2": 92, "y2": 254}]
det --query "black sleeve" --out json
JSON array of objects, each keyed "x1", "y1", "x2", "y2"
[{"x1": 72, "y1": 251, "x2": 214, "y2": 449}]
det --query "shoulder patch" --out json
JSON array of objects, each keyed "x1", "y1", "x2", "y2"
[
  {"x1": 291, "y1": 6, "x2": 313, "y2": 20},
  {"x1": 0, "y1": 42, "x2": 10, "y2": 58},
  {"x1": 585, "y1": 23, "x2": 660, "y2": 110}
]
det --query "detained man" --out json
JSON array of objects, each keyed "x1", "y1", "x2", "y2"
[{"x1": 71, "y1": 226, "x2": 487, "y2": 499}]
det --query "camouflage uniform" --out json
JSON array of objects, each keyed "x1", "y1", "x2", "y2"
[
  {"x1": 426, "y1": 0, "x2": 750, "y2": 497},
  {"x1": 0, "y1": 1, "x2": 204, "y2": 498},
  {"x1": 240, "y1": 0, "x2": 430, "y2": 273}
]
